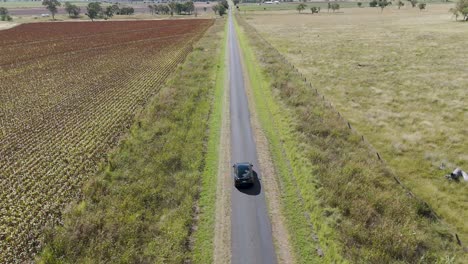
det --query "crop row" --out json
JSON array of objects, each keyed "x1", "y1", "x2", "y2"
[
  {"x1": 0, "y1": 19, "x2": 213, "y2": 263},
  {"x1": 0, "y1": 20, "x2": 202, "y2": 45}
]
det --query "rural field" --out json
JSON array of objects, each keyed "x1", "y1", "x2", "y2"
[
  {"x1": 0, "y1": 19, "x2": 213, "y2": 262},
  {"x1": 241, "y1": 2, "x2": 468, "y2": 249},
  {"x1": 1, "y1": 0, "x2": 467, "y2": 263}
]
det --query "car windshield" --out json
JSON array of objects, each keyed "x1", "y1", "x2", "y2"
[{"x1": 237, "y1": 165, "x2": 251, "y2": 178}]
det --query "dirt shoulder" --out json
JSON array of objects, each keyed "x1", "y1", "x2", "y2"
[
  {"x1": 213, "y1": 35, "x2": 232, "y2": 264},
  {"x1": 0, "y1": 22, "x2": 18, "y2": 30}
]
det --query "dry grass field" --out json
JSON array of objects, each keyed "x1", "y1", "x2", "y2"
[{"x1": 243, "y1": 4, "x2": 468, "y2": 243}]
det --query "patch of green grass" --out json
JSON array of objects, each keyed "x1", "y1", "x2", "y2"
[
  {"x1": 191, "y1": 18, "x2": 228, "y2": 263},
  {"x1": 37, "y1": 20, "x2": 224, "y2": 263},
  {"x1": 235, "y1": 13, "x2": 463, "y2": 263}
]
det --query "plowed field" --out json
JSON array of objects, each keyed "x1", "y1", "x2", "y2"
[{"x1": 0, "y1": 19, "x2": 213, "y2": 263}]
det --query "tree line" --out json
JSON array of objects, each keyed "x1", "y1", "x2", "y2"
[{"x1": 148, "y1": 2, "x2": 195, "y2": 16}]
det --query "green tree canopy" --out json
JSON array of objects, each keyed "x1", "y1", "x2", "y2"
[
  {"x1": 296, "y1": 3, "x2": 307, "y2": 13},
  {"x1": 64, "y1": 2, "x2": 81, "y2": 18},
  {"x1": 42, "y1": 0, "x2": 61, "y2": 20},
  {"x1": 451, "y1": 0, "x2": 468, "y2": 20},
  {"x1": 86, "y1": 2, "x2": 102, "y2": 21}
]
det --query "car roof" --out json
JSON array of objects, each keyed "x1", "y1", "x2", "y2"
[{"x1": 235, "y1": 162, "x2": 252, "y2": 168}]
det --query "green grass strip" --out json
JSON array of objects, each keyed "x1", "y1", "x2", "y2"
[{"x1": 191, "y1": 18, "x2": 228, "y2": 263}]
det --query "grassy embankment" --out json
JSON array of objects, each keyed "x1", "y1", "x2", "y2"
[
  {"x1": 38, "y1": 19, "x2": 225, "y2": 263},
  {"x1": 191, "y1": 19, "x2": 228, "y2": 263},
  {"x1": 244, "y1": 5, "x2": 468, "y2": 245},
  {"x1": 235, "y1": 14, "x2": 463, "y2": 263}
]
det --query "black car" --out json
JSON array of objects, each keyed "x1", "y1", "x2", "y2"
[{"x1": 233, "y1": 162, "x2": 254, "y2": 188}]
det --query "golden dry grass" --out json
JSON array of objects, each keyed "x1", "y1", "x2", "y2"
[{"x1": 243, "y1": 4, "x2": 468, "y2": 243}]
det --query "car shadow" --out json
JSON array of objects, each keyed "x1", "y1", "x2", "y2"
[{"x1": 236, "y1": 170, "x2": 261, "y2": 196}]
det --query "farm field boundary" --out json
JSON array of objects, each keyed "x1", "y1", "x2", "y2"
[
  {"x1": 235, "y1": 13, "x2": 463, "y2": 263},
  {"x1": 38, "y1": 18, "x2": 225, "y2": 263},
  {"x1": 0, "y1": 19, "x2": 213, "y2": 263}
]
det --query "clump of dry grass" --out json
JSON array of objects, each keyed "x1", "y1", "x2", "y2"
[{"x1": 244, "y1": 5, "x2": 468, "y2": 244}]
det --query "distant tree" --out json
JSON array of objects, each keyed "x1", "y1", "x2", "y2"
[
  {"x1": 409, "y1": 0, "x2": 418, "y2": 8},
  {"x1": 0, "y1": 7, "x2": 12, "y2": 21},
  {"x1": 168, "y1": 1, "x2": 177, "y2": 15},
  {"x1": 86, "y1": 2, "x2": 102, "y2": 21},
  {"x1": 104, "y1": 6, "x2": 115, "y2": 19},
  {"x1": 311, "y1": 6, "x2": 320, "y2": 14},
  {"x1": 297, "y1": 3, "x2": 307, "y2": 13},
  {"x1": 357, "y1": 2, "x2": 362, "y2": 7},
  {"x1": 233, "y1": 0, "x2": 240, "y2": 5},
  {"x1": 450, "y1": 0, "x2": 468, "y2": 21},
  {"x1": 148, "y1": 4, "x2": 154, "y2": 15},
  {"x1": 418, "y1": 2, "x2": 426, "y2": 11},
  {"x1": 369, "y1": 0, "x2": 378, "y2": 7},
  {"x1": 397, "y1": 0, "x2": 404, "y2": 9},
  {"x1": 110, "y1": 4, "x2": 120, "y2": 15},
  {"x1": 327, "y1": 2, "x2": 331, "y2": 12},
  {"x1": 220, "y1": 0, "x2": 229, "y2": 9},
  {"x1": 64, "y1": 2, "x2": 81, "y2": 17},
  {"x1": 378, "y1": 0, "x2": 390, "y2": 12},
  {"x1": 331, "y1": 3, "x2": 340, "y2": 12},
  {"x1": 185, "y1": 1, "x2": 195, "y2": 15},
  {"x1": 217, "y1": 4, "x2": 226, "y2": 16},
  {"x1": 212, "y1": 4, "x2": 219, "y2": 14},
  {"x1": 120, "y1": 7, "x2": 134, "y2": 15},
  {"x1": 42, "y1": 0, "x2": 61, "y2": 20}
]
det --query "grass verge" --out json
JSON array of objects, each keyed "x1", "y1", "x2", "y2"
[
  {"x1": 38, "y1": 19, "x2": 224, "y2": 263},
  {"x1": 191, "y1": 18, "x2": 228, "y2": 263},
  {"x1": 235, "y1": 14, "x2": 463, "y2": 263}
]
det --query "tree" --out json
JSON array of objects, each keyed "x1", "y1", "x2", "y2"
[
  {"x1": 42, "y1": 0, "x2": 61, "y2": 20},
  {"x1": 184, "y1": 1, "x2": 195, "y2": 15},
  {"x1": 370, "y1": 0, "x2": 378, "y2": 7},
  {"x1": 378, "y1": 0, "x2": 390, "y2": 12},
  {"x1": 120, "y1": 7, "x2": 134, "y2": 15},
  {"x1": 397, "y1": 0, "x2": 405, "y2": 9},
  {"x1": 409, "y1": 0, "x2": 418, "y2": 8},
  {"x1": 217, "y1": 4, "x2": 226, "y2": 16},
  {"x1": 110, "y1": 4, "x2": 120, "y2": 15},
  {"x1": 331, "y1": 3, "x2": 340, "y2": 12},
  {"x1": 450, "y1": 0, "x2": 468, "y2": 21},
  {"x1": 148, "y1": 5, "x2": 154, "y2": 15},
  {"x1": 86, "y1": 2, "x2": 102, "y2": 21},
  {"x1": 220, "y1": 0, "x2": 229, "y2": 9},
  {"x1": 418, "y1": 2, "x2": 426, "y2": 11},
  {"x1": 233, "y1": 0, "x2": 240, "y2": 5},
  {"x1": 297, "y1": 3, "x2": 307, "y2": 13},
  {"x1": 104, "y1": 6, "x2": 115, "y2": 19},
  {"x1": 327, "y1": 2, "x2": 331, "y2": 12},
  {"x1": 311, "y1": 6, "x2": 320, "y2": 14},
  {"x1": 357, "y1": 2, "x2": 362, "y2": 7},
  {"x1": 64, "y1": 2, "x2": 81, "y2": 18},
  {"x1": 212, "y1": 4, "x2": 219, "y2": 14},
  {"x1": 0, "y1": 7, "x2": 12, "y2": 21}
]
